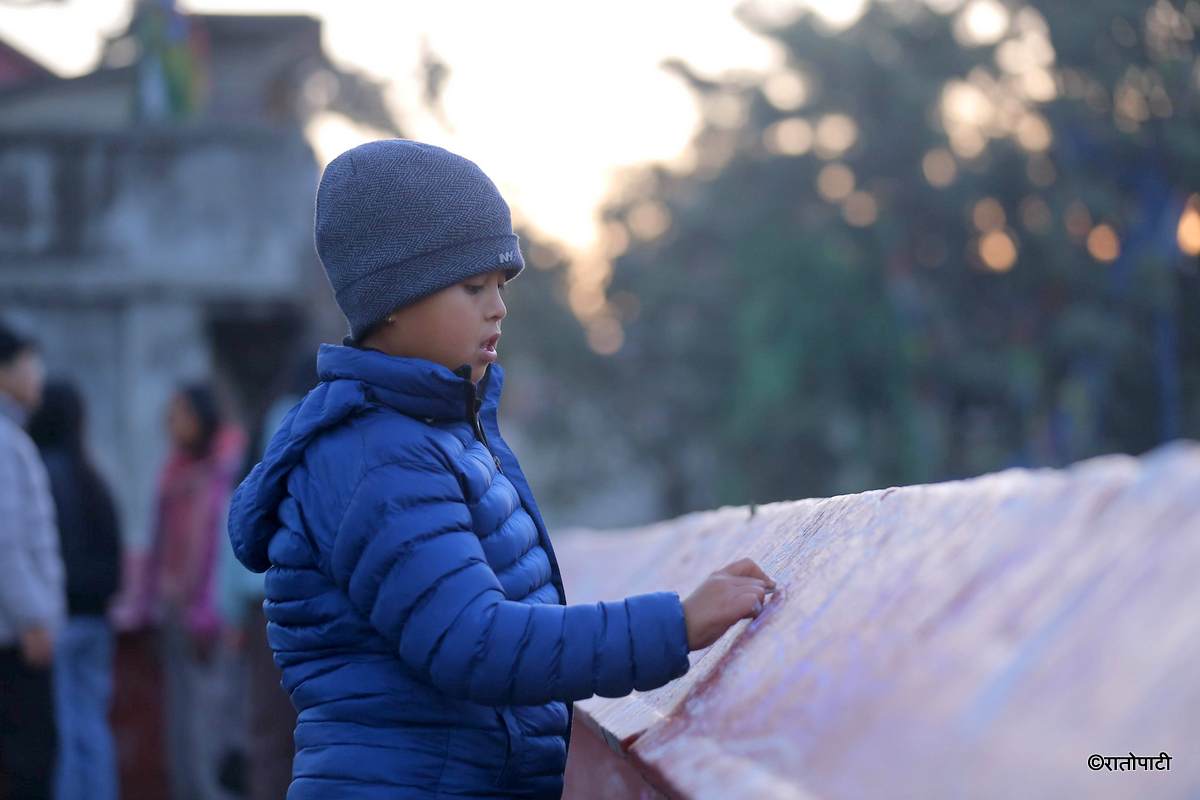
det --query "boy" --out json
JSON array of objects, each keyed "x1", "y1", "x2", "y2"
[{"x1": 227, "y1": 140, "x2": 774, "y2": 798}]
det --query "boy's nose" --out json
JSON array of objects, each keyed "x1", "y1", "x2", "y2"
[{"x1": 490, "y1": 291, "x2": 507, "y2": 320}]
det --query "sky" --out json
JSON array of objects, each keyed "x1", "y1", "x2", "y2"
[{"x1": 0, "y1": 0, "x2": 854, "y2": 254}]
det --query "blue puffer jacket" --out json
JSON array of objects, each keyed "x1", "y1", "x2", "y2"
[{"x1": 227, "y1": 344, "x2": 691, "y2": 799}]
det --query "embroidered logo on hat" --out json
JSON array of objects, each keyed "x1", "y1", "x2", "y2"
[{"x1": 497, "y1": 251, "x2": 516, "y2": 265}]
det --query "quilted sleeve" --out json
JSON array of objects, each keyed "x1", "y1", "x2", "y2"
[{"x1": 330, "y1": 458, "x2": 691, "y2": 706}]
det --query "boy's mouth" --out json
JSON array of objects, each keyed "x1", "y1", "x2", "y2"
[{"x1": 480, "y1": 333, "x2": 500, "y2": 362}]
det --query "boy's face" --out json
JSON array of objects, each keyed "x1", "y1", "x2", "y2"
[{"x1": 365, "y1": 268, "x2": 508, "y2": 384}]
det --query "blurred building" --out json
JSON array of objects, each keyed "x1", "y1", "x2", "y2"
[
  {"x1": 0, "y1": 13, "x2": 339, "y2": 131},
  {"x1": 0, "y1": 13, "x2": 356, "y2": 548},
  {"x1": 0, "y1": 38, "x2": 53, "y2": 89}
]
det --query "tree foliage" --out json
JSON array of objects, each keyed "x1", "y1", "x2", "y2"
[{"x1": 584, "y1": 0, "x2": 1200, "y2": 516}]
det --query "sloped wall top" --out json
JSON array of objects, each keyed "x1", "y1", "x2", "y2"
[{"x1": 555, "y1": 442, "x2": 1200, "y2": 799}]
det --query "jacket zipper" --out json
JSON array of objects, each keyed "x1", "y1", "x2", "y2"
[
  {"x1": 458, "y1": 376, "x2": 571, "y2": 754},
  {"x1": 474, "y1": 403, "x2": 504, "y2": 473},
  {"x1": 462, "y1": 372, "x2": 503, "y2": 474}
]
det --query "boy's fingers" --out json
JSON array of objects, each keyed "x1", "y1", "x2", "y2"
[
  {"x1": 715, "y1": 558, "x2": 748, "y2": 577},
  {"x1": 717, "y1": 577, "x2": 777, "y2": 602},
  {"x1": 718, "y1": 575, "x2": 773, "y2": 592},
  {"x1": 736, "y1": 589, "x2": 765, "y2": 617},
  {"x1": 720, "y1": 557, "x2": 771, "y2": 581},
  {"x1": 726, "y1": 581, "x2": 770, "y2": 610}
]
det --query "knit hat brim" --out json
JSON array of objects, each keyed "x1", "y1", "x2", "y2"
[{"x1": 338, "y1": 232, "x2": 525, "y2": 342}]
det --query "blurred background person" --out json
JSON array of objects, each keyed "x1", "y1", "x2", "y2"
[
  {"x1": 0, "y1": 320, "x2": 64, "y2": 800},
  {"x1": 134, "y1": 382, "x2": 246, "y2": 800},
  {"x1": 216, "y1": 356, "x2": 311, "y2": 800},
  {"x1": 27, "y1": 380, "x2": 123, "y2": 800}
]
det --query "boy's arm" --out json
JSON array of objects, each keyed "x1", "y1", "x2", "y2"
[{"x1": 331, "y1": 458, "x2": 691, "y2": 706}]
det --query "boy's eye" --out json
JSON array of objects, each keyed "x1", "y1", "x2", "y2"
[{"x1": 465, "y1": 281, "x2": 506, "y2": 294}]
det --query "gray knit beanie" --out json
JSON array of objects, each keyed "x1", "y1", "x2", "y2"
[{"x1": 314, "y1": 139, "x2": 525, "y2": 342}]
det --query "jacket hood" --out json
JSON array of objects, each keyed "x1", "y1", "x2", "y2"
[{"x1": 228, "y1": 344, "x2": 504, "y2": 572}]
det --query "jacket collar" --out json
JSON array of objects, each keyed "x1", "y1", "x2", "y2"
[{"x1": 315, "y1": 343, "x2": 503, "y2": 422}]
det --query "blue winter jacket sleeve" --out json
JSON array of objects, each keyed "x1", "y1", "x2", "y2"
[{"x1": 330, "y1": 457, "x2": 691, "y2": 707}]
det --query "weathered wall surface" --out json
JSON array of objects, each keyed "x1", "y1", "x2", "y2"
[
  {"x1": 0, "y1": 129, "x2": 318, "y2": 295},
  {"x1": 558, "y1": 442, "x2": 1200, "y2": 800},
  {"x1": 0, "y1": 129, "x2": 328, "y2": 546}
]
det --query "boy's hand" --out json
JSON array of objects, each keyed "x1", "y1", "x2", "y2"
[{"x1": 681, "y1": 558, "x2": 776, "y2": 651}]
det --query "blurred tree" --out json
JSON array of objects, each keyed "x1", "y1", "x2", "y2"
[
  {"x1": 494, "y1": 231, "x2": 633, "y2": 519},
  {"x1": 584, "y1": 0, "x2": 1200, "y2": 516}
]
